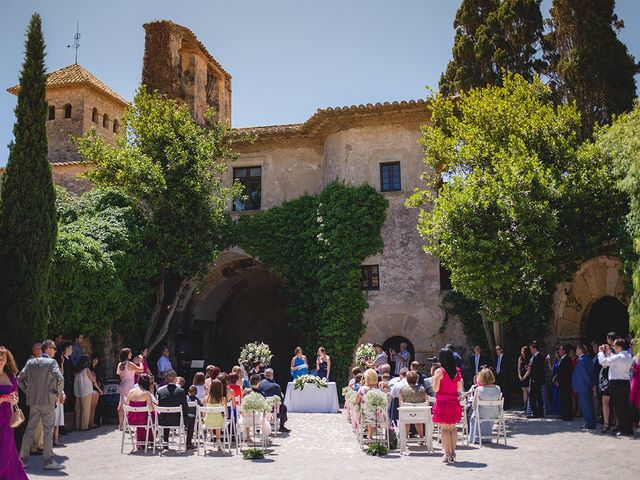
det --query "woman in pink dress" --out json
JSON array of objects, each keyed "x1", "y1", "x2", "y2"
[
  {"x1": 116, "y1": 348, "x2": 144, "y2": 429},
  {"x1": 432, "y1": 348, "x2": 463, "y2": 464},
  {"x1": 631, "y1": 352, "x2": 640, "y2": 429},
  {"x1": 0, "y1": 346, "x2": 28, "y2": 480},
  {"x1": 125, "y1": 374, "x2": 155, "y2": 447}
]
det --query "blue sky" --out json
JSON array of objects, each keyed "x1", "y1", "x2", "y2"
[{"x1": 1, "y1": 0, "x2": 639, "y2": 166}]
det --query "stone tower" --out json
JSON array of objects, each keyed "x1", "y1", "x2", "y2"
[
  {"x1": 141, "y1": 20, "x2": 232, "y2": 125},
  {"x1": 8, "y1": 63, "x2": 128, "y2": 165}
]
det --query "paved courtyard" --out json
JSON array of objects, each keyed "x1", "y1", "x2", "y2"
[{"x1": 27, "y1": 411, "x2": 638, "y2": 480}]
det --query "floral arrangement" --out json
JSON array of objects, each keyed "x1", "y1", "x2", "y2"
[
  {"x1": 363, "y1": 389, "x2": 388, "y2": 411},
  {"x1": 242, "y1": 392, "x2": 269, "y2": 412},
  {"x1": 354, "y1": 343, "x2": 375, "y2": 369},
  {"x1": 238, "y1": 342, "x2": 273, "y2": 369},
  {"x1": 266, "y1": 395, "x2": 282, "y2": 408},
  {"x1": 366, "y1": 442, "x2": 388, "y2": 456},
  {"x1": 242, "y1": 448, "x2": 265, "y2": 460},
  {"x1": 342, "y1": 386, "x2": 356, "y2": 405},
  {"x1": 294, "y1": 374, "x2": 328, "y2": 391}
]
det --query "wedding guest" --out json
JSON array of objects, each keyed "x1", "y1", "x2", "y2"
[
  {"x1": 379, "y1": 373, "x2": 391, "y2": 393},
  {"x1": 27, "y1": 342, "x2": 45, "y2": 449},
  {"x1": 88, "y1": 354, "x2": 102, "y2": 428},
  {"x1": 316, "y1": 347, "x2": 331, "y2": 380},
  {"x1": 352, "y1": 373, "x2": 363, "y2": 391},
  {"x1": 355, "y1": 369, "x2": 381, "y2": 440},
  {"x1": 0, "y1": 346, "x2": 28, "y2": 479},
  {"x1": 157, "y1": 370, "x2": 190, "y2": 448},
  {"x1": 227, "y1": 372, "x2": 243, "y2": 402},
  {"x1": 554, "y1": 345, "x2": 574, "y2": 421},
  {"x1": 528, "y1": 341, "x2": 545, "y2": 418},
  {"x1": 30, "y1": 342, "x2": 42, "y2": 360},
  {"x1": 399, "y1": 371, "x2": 427, "y2": 444},
  {"x1": 445, "y1": 344, "x2": 463, "y2": 369},
  {"x1": 73, "y1": 356, "x2": 96, "y2": 431},
  {"x1": 366, "y1": 343, "x2": 388, "y2": 373},
  {"x1": 390, "y1": 343, "x2": 411, "y2": 376},
  {"x1": 60, "y1": 342, "x2": 75, "y2": 421},
  {"x1": 598, "y1": 339, "x2": 634, "y2": 436},
  {"x1": 348, "y1": 367, "x2": 362, "y2": 387},
  {"x1": 410, "y1": 361, "x2": 426, "y2": 386},
  {"x1": 192, "y1": 372, "x2": 206, "y2": 401},
  {"x1": 630, "y1": 351, "x2": 640, "y2": 430},
  {"x1": 18, "y1": 340, "x2": 65, "y2": 470},
  {"x1": 249, "y1": 374, "x2": 264, "y2": 396},
  {"x1": 52, "y1": 349, "x2": 65, "y2": 446},
  {"x1": 517, "y1": 346, "x2": 531, "y2": 411},
  {"x1": 156, "y1": 346, "x2": 173, "y2": 385},
  {"x1": 186, "y1": 385, "x2": 200, "y2": 450},
  {"x1": 432, "y1": 348, "x2": 463, "y2": 463},
  {"x1": 204, "y1": 365, "x2": 221, "y2": 397},
  {"x1": 290, "y1": 347, "x2": 308, "y2": 379},
  {"x1": 572, "y1": 344, "x2": 596, "y2": 430},
  {"x1": 70, "y1": 333, "x2": 84, "y2": 367},
  {"x1": 590, "y1": 341, "x2": 603, "y2": 420},
  {"x1": 217, "y1": 372, "x2": 237, "y2": 412},
  {"x1": 203, "y1": 379, "x2": 227, "y2": 450},
  {"x1": 116, "y1": 348, "x2": 144, "y2": 429},
  {"x1": 468, "y1": 367, "x2": 502, "y2": 444},
  {"x1": 124, "y1": 374, "x2": 155, "y2": 448},
  {"x1": 259, "y1": 368, "x2": 290, "y2": 432},
  {"x1": 494, "y1": 345, "x2": 510, "y2": 408},
  {"x1": 390, "y1": 368, "x2": 409, "y2": 399},
  {"x1": 549, "y1": 349, "x2": 562, "y2": 416},
  {"x1": 465, "y1": 345, "x2": 490, "y2": 388}
]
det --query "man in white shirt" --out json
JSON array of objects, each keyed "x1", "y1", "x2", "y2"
[
  {"x1": 598, "y1": 338, "x2": 633, "y2": 436},
  {"x1": 390, "y1": 368, "x2": 409, "y2": 399}
]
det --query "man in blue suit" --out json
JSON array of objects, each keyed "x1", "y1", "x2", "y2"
[{"x1": 572, "y1": 344, "x2": 596, "y2": 429}]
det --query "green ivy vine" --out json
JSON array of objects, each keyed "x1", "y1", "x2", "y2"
[{"x1": 234, "y1": 181, "x2": 388, "y2": 388}]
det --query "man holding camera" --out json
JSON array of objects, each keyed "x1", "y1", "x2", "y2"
[{"x1": 598, "y1": 338, "x2": 634, "y2": 436}]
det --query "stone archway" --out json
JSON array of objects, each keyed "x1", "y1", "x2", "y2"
[
  {"x1": 551, "y1": 255, "x2": 629, "y2": 344},
  {"x1": 186, "y1": 248, "x2": 301, "y2": 387}
]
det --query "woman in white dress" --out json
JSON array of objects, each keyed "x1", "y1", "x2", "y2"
[{"x1": 74, "y1": 356, "x2": 98, "y2": 431}]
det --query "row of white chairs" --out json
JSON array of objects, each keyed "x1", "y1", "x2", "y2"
[{"x1": 121, "y1": 400, "x2": 279, "y2": 455}]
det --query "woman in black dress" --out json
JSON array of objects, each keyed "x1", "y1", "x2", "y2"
[
  {"x1": 316, "y1": 347, "x2": 331, "y2": 381},
  {"x1": 517, "y1": 346, "x2": 531, "y2": 411}
]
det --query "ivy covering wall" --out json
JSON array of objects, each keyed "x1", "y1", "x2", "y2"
[{"x1": 235, "y1": 182, "x2": 388, "y2": 387}]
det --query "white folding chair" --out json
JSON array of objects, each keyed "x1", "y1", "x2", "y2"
[
  {"x1": 196, "y1": 405, "x2": 231, "y2": 455},
  {"x1": 187, "y1": 400, "x2": 197, "y2": 409},
  {"x1": 472, "y1": 398, "x2": 506, "y2": 447},
  {"x1": 397, "y1": 404, "x2": 433, "y2": 454},
  {"x1": 154, "y1": 406, "x2": 186, "y2": 454},
  {"x1": 121, "y1": 405, "x2": 154, "y2": 454},
  {"x1": 237, "y1": 405, "x2": 268, "y2": 450},
  {"x1": 266, "y1": 397, "x2": 280, "y2": 436},
  {"x1": 359, "y1": 407, "x2": 390, "y2": 449},
  {"x1": 457, "y1": 399, "x2": 469, "y2": 446}
]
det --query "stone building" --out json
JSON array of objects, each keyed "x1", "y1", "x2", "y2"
[
  {"x1": 7, "y1": 63, "x2": 128, "y2": 192},
  {"x1": 4, "y1": 20, "x2": 629, "y2": 374}
]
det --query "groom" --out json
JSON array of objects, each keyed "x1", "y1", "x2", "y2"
[{"x1": 259, "y1": 368, "x2": 290, "y2": 433}]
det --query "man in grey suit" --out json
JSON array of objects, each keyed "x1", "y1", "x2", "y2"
[{"x1": 18, "y1": 339, "x2": 65, "y2": 470}]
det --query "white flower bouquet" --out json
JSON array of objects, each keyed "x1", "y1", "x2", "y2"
[
  {"x1": 242, "y1": 392, "x2": 269, "y2": 412},
  {"x1": 363, "y1": 389, "x2": 388, "y2": 411},
  {"x1": 354, "y1": 343, "x2": 375, "y2": 369},
  {"x1": 238, "y1": 342, "x2": 273, "y2": 369},
  {"x1": 266, "y1": 395, "x2": 282, "y2": 408},
  {"x1": 293, "y1": 374, "x2": 328, "y2": 391}
]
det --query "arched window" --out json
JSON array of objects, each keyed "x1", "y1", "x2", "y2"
[
  {"x1": 64, "y1": 104, "x2": 72, "y2": 118},
  {"x1": 113, "y1": 119, "x2": 119, "y2": 134},
  {"x1": 92, "y1": 108, "x2": 98, "y2": 123},
  {"x1": 103, "y1": 114, "x2": 109, "y2": 128},
  {"x1": 48, "y1": 105, "x2": 55, "y2": 120}
]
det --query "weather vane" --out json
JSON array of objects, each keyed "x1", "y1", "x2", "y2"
[{"x1": 67, "y1": 22, "x2": 80, "y2": 64}]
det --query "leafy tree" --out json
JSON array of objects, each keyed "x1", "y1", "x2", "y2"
[
  {"x1": 543, "y1": 0, "x2": 639, "y2": 138},
  {"x1": 0, "y1": 14, "x2": 57, "y2": 360},
  {"x1": 409, "y1": 74, "x2": 580, "y2": 350},
  {"x1": 75, "y1": 88, "x2": 241, "y2": 353},
  {"x1": 439, "y1": 0, "x2": 545, "y2": 96},
  {"x1": 48, "y1": 189, "x2": 158, "y2": 346}
]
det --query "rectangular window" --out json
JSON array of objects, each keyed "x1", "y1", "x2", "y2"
[
  {"x1": 361, "y1": 265, "x2": 380, "y2": 291},
  {"x1": 380, "y1": 162, "x2": 401, "y2": 192},
  {"x1": 439, "y1": 263, "x2": 453, "y2": 291},
  {"x1": 233, "y1": 166, "x2": 262, "y2": 211}
]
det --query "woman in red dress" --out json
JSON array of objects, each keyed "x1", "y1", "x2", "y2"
[{"x1": 432, "y1": 348, "x2": 463, "y2": 463}]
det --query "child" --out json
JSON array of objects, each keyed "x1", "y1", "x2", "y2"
[
  {"x1": 186, "y1": 386, "x2": 201, "y2": 450},
  {"x1": 352, "y1": 373, "x2": 363, "y2": 391},
  {"x1": 379, "y1": 373, "x2": 391, "y2": 393},
  {"x1": 203, "y1": 379, "x2": 226, "y2": 450}
]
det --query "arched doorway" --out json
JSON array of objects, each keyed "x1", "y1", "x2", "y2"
[
  {"x1": 382, "y1": 336, "x2": 415, "y2": 373},
  {"x1": 583, "y1": 296, "x2": 629, "y2": 344},
  {"x1": 187, "y1": 250, "x2": 301, "y2": 388}
]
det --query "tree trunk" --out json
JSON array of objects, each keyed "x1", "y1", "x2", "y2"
[
  {"x1": 480, "y1": 310, "x2": 496, "y2": 356},
  {"x1": 493, "y1": 321, "x2": 503, "y2": 348},
  {"x1": 144, "y1": 274, "x2": 166, "y2": 347},
  {"x1": 146, "y1": 277, "x2": 189, "y2": 353}
]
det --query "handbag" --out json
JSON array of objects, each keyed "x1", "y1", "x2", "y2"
[{"x1": 10, "y1": 403, "x2": 25, "y2": 428}]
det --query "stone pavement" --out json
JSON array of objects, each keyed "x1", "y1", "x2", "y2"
[{"x1": 27, "y1": 411, "x2": 638, "y2": 480}]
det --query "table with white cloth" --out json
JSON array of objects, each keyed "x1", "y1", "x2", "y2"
[{"x1": 283, "y1": 382, "x2": 340, "y2": 413}]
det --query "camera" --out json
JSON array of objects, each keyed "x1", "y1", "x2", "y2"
[{"x1": 425, "y1": 356, "x2": 438, "y2": 362}]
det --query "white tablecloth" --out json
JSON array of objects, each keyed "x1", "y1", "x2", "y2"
[{"x1": 283, "y1": 382, "x2": 340, "y2": 413}]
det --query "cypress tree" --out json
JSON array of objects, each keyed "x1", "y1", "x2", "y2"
[
  {"x1": 0, "y1": 14, "x2": 57, "y2": 360},
  {"x1": 439, "y1": 0, "x2": 545, "y2": 96},
  {"x1": 543, "y1": 0, "x2": 639, "y2": 138}
]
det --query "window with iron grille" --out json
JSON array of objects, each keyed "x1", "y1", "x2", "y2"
[
  {"x1": 380, "y1": 162, "x2": 401, "y2": 192},
  {"x1": 361, "y1": 265, "x2": 380, "y2": 290},
  {"x1": 233, "y1": 166, "x2": 262, "y2": 211}
]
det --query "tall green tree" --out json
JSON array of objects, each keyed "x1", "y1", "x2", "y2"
[
  {"x1": 439, "y1": 0, "x2": 545, "y2": 96},
  {"x1": 543, "y1": 0, "x2": 639, "y2": 138},
  {"x1": 409, "y1": 74, "x2": 581, "y2": 350},
  {"x1": 75, "y1": 87, "x2": 241, "y2": 353},
  {"x1": 0, "y1": 14, "x2": 57, "y2": 360}
]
